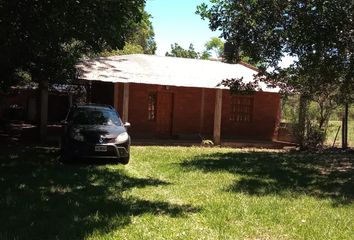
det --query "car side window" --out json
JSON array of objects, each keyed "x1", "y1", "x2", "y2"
[{"x1": 106, "y1": 111, "x2": 122, "y2": 126}]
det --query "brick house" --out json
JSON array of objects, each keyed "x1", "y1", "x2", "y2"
[{"x1": 77, "y1": 54, "x2": 281, "y2": 144}]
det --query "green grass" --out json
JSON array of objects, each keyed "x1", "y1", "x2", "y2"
[{"x1": 0, "y1": 146, "x2": 353, "y2": 239}]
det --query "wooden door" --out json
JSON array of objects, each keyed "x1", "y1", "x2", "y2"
[{"x1": 157, "y1": 92, "x2": 174, "y2": 137}]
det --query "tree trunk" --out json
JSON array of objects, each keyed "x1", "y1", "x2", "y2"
[
  {"x1": 298, "y1": 94, "x2": 308, "y2": 148},
  {"x1": 342, "y1": 103, "x2": 349, "y2": 149},
  {"x1": 39, "y1": 79, "x2": 48, "y2": 143}
]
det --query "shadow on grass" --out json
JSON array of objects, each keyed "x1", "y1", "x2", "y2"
[
  {"x1": 181, "y1": 151, "x2": 354, "y2": 206},
  {"x1": 0, "y1": 146, "x2": 199, "y2": 240}
]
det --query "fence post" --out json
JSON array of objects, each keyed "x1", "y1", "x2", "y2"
[{"x1": 342, "y1": 103, "x2": 349, "y2": 149}]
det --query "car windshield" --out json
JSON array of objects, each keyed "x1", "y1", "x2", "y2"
[{"x1": 68, "y1": 108, "x2": 122, "y2": 126}]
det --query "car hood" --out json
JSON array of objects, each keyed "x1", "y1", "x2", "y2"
[{"x1": 70, "y1": 124, "x2": 127, "y2": 139}]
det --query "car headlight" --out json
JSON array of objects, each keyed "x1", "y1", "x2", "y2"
[
  {"x1": 115, "y1": 132, "x2": 129, "y2": 144},
  {"x1": 70, "y1": 129, "x2": 84, "y2": 142}
]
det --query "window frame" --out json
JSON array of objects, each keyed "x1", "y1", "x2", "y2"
[
  {"x1": 148, "y1": 92, "x2": 157, "y2": 121},
  {"x1": 230, "y1": 95, "x2": 254, "y2": 123}
]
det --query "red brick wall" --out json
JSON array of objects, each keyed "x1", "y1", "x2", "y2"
[
  {"x1": 172, "y1": 86, "x2": 203, "y2": 136},
  {"x1": 221, "y1": 91, "x2": 280, "y2": 140},
  {"x1": 92, "y1": 82, "x2": 281, "y2": 140},
  {"x1": 0, "y1": 89, "x2": 71, "y2": 123},
  {"x1": 126, "y1": 83, "x2": 280, "y2": 140},
  {"x1": 0, "y1": 89, "x2": 36, "y2": 120},
  {"x1": 126, "y1": 83, "x2": 158, "y2": 137}
]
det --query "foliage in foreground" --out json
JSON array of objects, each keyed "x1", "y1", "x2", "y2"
[
  {"x1": 197, "y1": 0, "x2": 353, "y2": 97},
  {"x1": 0, "y1": 146, "x2": 353, "y2": 239},
  {"x1": 0, "y1": 0, "x2": 146, "y2": 91},
  {"x1": 198, "y1": 0, "x2": 354, "y2": 148}
]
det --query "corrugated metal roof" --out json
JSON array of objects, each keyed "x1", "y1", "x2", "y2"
[{"x1": 77, "y1": 54, "x2": 279, "y2": 92}]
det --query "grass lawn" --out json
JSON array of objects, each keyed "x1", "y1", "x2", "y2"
[{"x1": 0, "y1": 146, "x2": 353, "y2": 239}]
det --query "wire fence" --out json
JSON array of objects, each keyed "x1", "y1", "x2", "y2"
[
  {"x1": 281, "y1": 97, "x2": 354, "y2": 148},
  {"x1": 326, "y1": 117, "x2": 354, "y2": 148}
]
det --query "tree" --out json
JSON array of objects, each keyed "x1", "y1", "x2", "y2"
[
  {"x1": 197, "y1": 0, "x2": 353, "y2": 94},
  {"x1": 0, "y1": 0, "x2": 146, "y2": 89},
  {"x1": 125, "y1": 11, "x2": 157, "y2": 55},
  {"x1": 197, "y1": 0, "x2": 354, "y2": 148},
  {"x1": 101, "y1": 11, "x2": 157, "y2": 57},
  {"x1": 0, "y1": 0, "x2": 145, "y2": 140},
  {"x1": 200, "y1": 50, "x2": 211, "y2": 60},
  {"x1": 205, "y1": 37, "x2": 224, "y2": 58},
  {"x1": 165, "y1": 43, "x2": 199, "y2": 59},
  {"x1": 101, "y1": 43, "x2": 144, "y2": 57}
]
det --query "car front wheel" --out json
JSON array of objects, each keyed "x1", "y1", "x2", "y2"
[
  {"x1": 60, "y1": 140, "x2": 74, "y2": 163},
  {"x1": 119, "y1": 155, "x2": 130, "y2": 165}
]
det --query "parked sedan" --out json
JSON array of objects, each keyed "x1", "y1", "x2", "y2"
[{"x1": 61, "y1": 104, "x2": 131, "y2": 164}]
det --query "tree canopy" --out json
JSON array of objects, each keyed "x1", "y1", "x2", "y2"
[
  {"x1": 165, "y1": 43, "x2": 199, "y2": 59},
  {"x1": 100, "y1": 10, "x2": 157, "y2": 57},
  {"x1": 127, "y1": 11, "x2": 157, "y2": 55},
  {"x1": 198, "y1": 0, "x2": 354, "y2": 148},
  {"x1": 0, "y1": 0, "x2": 146, "y2": 90},
  {"x1": 197, "y1": 0, "x2": 354, "y2": 99},
  {"x1": 165, "y1": 39, "x2": 224, "y2": 60},
  {"x1": 205, "y1": 37, "x2": 224, "y2": 58}
]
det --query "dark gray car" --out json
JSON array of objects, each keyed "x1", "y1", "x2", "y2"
[{"x1": 61, "y1": 104, "x2": 131, "y2": 164}]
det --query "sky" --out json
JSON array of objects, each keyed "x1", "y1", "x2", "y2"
[
  {"x1": 145, "y1": 0, "x2": 220, "y2": 56},
  {"x1": 145, "y1": 0, "x2": 295, "y2": 67}
]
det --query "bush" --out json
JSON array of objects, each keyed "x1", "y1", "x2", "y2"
[
  {"x1": 292, "y1": 121, "x2": 326, "y2": 150},
  {"x1": 303, "y1": 125, "x2": 326, "y2": 150}
]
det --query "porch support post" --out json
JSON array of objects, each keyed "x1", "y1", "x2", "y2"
[
  {"x1": 39, "y1": 79, "x2": 48, "y2": 142},
  {"x1": 68, "y1": 94, "x2": 73, "y2": 107},
  {"x1": 113, "y1": 83, "x2": 119, "y2": 110},
  {"x1": 122, "y1": 83, "x2": 129, "y2": 123},
  {"x1": 213, "y1": 88, "x2": 223, "y2": 145},
  {"x1": 199, "y1": 88, "x2": 205, "y2": 134}
]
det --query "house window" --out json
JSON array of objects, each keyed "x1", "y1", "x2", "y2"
[
  {"x1": 230, "y1": 96, "x2": 254, "y2": 123},
  {"x1": 148, "y1": 93, "x2": 157, "y2": 121}
]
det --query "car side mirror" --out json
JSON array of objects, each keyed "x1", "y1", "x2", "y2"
[{"x1": 123, "y1": 122, "x2": 131, "y2": 128}]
